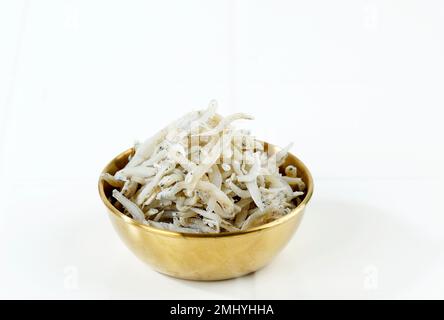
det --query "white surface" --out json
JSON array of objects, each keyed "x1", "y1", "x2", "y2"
[{"x1": 1, "y1": 0, "x2": 443, "y2": 299}]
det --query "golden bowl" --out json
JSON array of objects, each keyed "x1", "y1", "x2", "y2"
[{"x1": 98, "y1": 144, "x2": 313, "y2": 281}]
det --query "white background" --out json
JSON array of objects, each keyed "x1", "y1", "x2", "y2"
[{"x1": 1, "y1": 0, "x2": 443, "y2": 299}]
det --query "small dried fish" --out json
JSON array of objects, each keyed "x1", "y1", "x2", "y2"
[
  {"x1": 105, "y1": 101, "x2": 306, "y2": 233},
  {"x1": 101, "y1": 173, "x2": 124, "y2": 188},
  {"x1": 112, "y1": 190, "x2": 144, "y2": 223}
]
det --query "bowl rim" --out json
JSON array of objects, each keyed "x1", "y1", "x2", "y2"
[{"x1": 98, "y1": 145, "x2": 314, "y2": 238}]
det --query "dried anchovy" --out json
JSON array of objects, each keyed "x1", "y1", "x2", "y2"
[{"x1": 102, "y1": 101, "x2": 306, "y2": 233}]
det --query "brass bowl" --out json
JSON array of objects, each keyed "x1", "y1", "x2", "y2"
[{"x1": 98, "y1": 144, "x2": 313, "y2": 281}]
